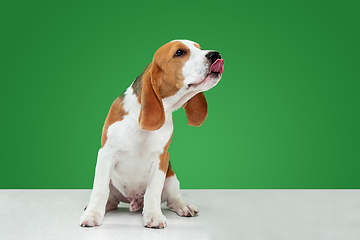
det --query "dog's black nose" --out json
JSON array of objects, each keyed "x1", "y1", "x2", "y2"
[{"x1": 205, "y1": 51, "x2": 222, "y2": 64}]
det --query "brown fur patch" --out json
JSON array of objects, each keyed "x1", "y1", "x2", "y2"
[
  {"x1": 132, "y1": 63, "x2": 150, "y2": 103},
  {"x1": 193, "y1": 42, "x2": 202, "y2": 50},
  {"x1": 101, "y1": 94, "x2": 128, "y2": 147},
  {"x1": 153, "y1": 41, "x2": 191, "y2": 98},
  {"x1": 166, "y1": 162, "x2": 175, "y2": 178},
  {"x1": 183, "y1": 92, "x2": 208, "y2": 127},
  {"x1": 159, "y1": 134, "x2": 173, "y2": 173},
  {"x1": 138, "y1": 41, "x2": 193, "y2": 131},
  {"x1": 135, "y1": 41, "x2": 192, "y2": 104},
  {"x1": 138, "y1": 64, "x2": 165, "y2": 131}
]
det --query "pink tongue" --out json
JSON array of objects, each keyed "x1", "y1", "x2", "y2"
[{"x1": 210, "y1": 59, "x2": 224, "y2": 75}]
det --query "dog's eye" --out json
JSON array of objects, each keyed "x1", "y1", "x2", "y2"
[{"x1": 174, "y1": 49, "x2": 186, "y2": 57}]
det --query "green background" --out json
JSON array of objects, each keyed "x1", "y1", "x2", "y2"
[{"x1": 1, "y1": 0, "x2": 359, "y2": 189}]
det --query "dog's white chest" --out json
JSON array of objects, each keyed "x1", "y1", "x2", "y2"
[
  {"x1": 111, "y1": 157, "x2": 149, "y2": 210},
  {"x1": 110, "y1": 149, "x2": 152, "y2": 198},
  {"x1": 106, "y1": 113, "x2": 173, "y2": 204}
]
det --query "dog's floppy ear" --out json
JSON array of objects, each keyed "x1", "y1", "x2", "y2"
[
  {"x1": 182, "y1": 92, "x2": 208, "y2": 127},
  {"x1": 138, "y1": 63, "x2": 165, "y2": 131}
]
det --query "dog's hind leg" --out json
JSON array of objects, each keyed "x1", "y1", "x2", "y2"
[
  {"x1": 161, "y1": 163, "x2": 199, "y2": 217},
  {"x1": 105, "y1": 181, "x2": 129, "y2": 212}
]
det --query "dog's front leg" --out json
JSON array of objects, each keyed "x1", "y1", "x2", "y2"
[
  {"x1": 143, "y1": 158, "x2": 167, "y2": 229},
  {"x1": 80, "y1": 148, "x2": 116, "y2": 227}
]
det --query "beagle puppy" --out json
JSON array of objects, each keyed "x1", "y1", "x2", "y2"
[{"x1": 79, "y1": 39, "x2": 224, "y2": 229}]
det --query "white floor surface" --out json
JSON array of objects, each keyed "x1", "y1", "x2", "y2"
[{"x1": 0, "y1": 189, "x2": 359, "y2": 240}]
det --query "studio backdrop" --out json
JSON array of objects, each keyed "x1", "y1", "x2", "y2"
[{"x1": 1, "y1": 0, "x2": 359, "y2": 189}]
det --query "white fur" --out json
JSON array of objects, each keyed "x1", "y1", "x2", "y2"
[{"x1": 80, "y1": 40, "x2": 221, "y2": 228}]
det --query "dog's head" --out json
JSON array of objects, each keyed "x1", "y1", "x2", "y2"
[{"x1": 137, "y1": 40, "x2": 224, "y2": 131}]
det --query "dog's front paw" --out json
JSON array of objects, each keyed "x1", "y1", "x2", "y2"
[
  {"x1": 79, "y1": 209, "x2": 104, "y2": 227},
  {"x1": 170, "y1": 203, "x2": 199, "y2": 217},
  {"x1": 143, "y1": 213, "x2": 167, "y2": 229}
]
